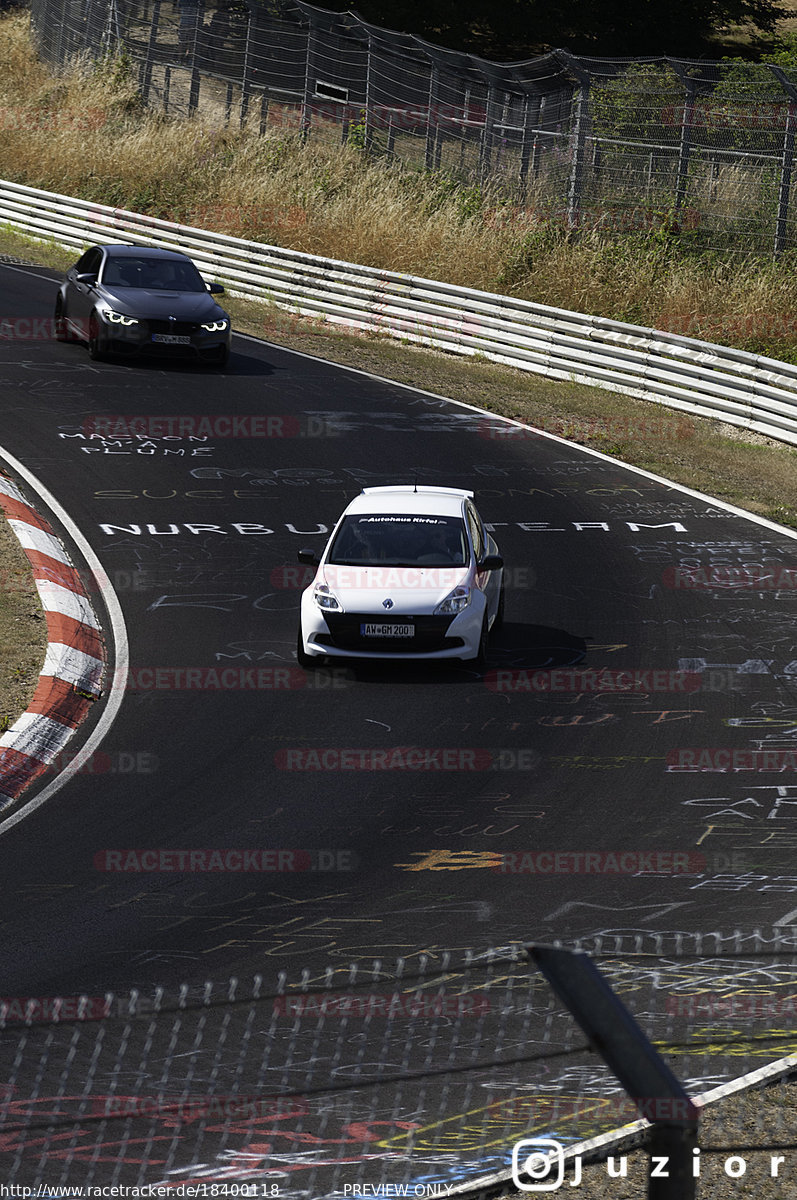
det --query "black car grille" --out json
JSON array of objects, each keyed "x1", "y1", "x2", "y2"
[
  {"x1": 146, "y1": 320, "x2": 200, "y2": 335},
  {"x1": 317, "y1": 613, "x2": 463, "y2": 653}
]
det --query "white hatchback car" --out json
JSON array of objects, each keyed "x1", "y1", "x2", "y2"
[{"x1": 296, "y1": 485, "x2": 504, "y2": 665}]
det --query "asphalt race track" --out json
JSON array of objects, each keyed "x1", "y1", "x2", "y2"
[{"x1": 1, "y1": 260, "x2": 797, "y2": 1194}]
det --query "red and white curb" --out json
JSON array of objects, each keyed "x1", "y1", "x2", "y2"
[{"x1": 0, "y1": 473, "x2": 105, "y2": 808}]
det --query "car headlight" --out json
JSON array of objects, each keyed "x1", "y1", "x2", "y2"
[
  {"x1": 201, "y1": 320, "x2": 228, "y2": 332},
  {"x1": 105, "y1": 310, "x2": 139, "y2": 326},
  {"x1": 434, "y1": 586, "x2": 471, "y2": 616},
  {"x1": 313, "y1": 584, "x2": 342, "y2": 612}
]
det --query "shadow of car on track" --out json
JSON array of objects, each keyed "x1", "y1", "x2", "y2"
[
  {"x1": 56, "y1": 344, "x2": 275, "y2": 375},
  {"x1": 297, "y1": 624, "x2": 587, "y2": 685}
]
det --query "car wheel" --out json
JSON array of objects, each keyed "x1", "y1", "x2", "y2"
[
  {"x1": 87, "y1": 313, "x2": 105, "y2": 361},
  {"x1": 494, "y1": 580, "x2": 505, "y2": 630},
  {"x1": 54, "y1": 295, "x2": 73, "y2": 343},
  {"x1": 296, "y1": 621, "x2": 313, "y2": 668},
  {"x1": 474, "y1": 611, "x2": 489, "y2": 668}
]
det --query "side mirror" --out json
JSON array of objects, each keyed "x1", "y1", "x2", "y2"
[
  {"x1": 76, "y1": 272, "x2": 97, "y2": 286},
  {"x1": 298, "y1": 549, "x2": 320, "y2": 566},
  {"x1": 479, "y1": 554, "x2": 503, "y2": 571},
  {"x1": 207, "y1": 281, "x2": 225, "y2": 295}
]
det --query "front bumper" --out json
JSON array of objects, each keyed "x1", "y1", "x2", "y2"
[
  {"x1": 100, "y1": 317, "x2": 230, "y2": 360},
  {"x1": 300, "y1": 594, "x2": 486, "y2": 660}
]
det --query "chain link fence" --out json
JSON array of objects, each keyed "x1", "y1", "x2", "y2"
[
  {"x1": 2, "y1": 932, "x2": 797, "y2": 1193},
  {"x1": 24, "y1": 0, "x2": 797, "y2": 257}
]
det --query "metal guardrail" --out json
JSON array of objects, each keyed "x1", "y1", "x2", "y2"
[{"x1": 3, "y1": 175, "x2": 797, "y2": 446}]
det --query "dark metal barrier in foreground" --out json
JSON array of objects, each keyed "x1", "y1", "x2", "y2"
[{"x1": 2, "y1": 931, "x2": 797, "y2": 1195}]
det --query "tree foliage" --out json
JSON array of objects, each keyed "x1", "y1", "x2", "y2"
[{"x1": 320, "y1": 0, "x2": 785, "y2": 60}]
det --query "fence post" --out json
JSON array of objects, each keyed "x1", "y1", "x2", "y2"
[
  {"x1": 141, "y1": 0, "x2": 160, "y2": 103},
  {"x1": 364, "y1": 32, "x2": 374, "y2": 152},
  {"x1": 479, "y1": 84, "x2": 500, "y2": 179},
  {"x1": 240, "y1": 10, "x2": 253, "y2": 127},
  {"x1": 189, "y1": 67, "x2": 200, "y2": 115},
  {"x1": 301, "y1": 12, "x2": 317, "y2": 142},
  {"x1": 567, "y1": 77, "x2": 591, "y2": 227},
  {"x1": 769, "y1": 65, "x2": 797, "y2": 258},
  {"x1": 425, "y1": 63, "x2": 440, "y2": 171},
  {"x1": 554, "y1": 52, "x2": 592, "y2": 229},
  {"x1": 667, "y1": 63, "x2": 700, "y2": 214},
  {"x1": 520, "y1": 93, "x2": 541, "y2": 183}
]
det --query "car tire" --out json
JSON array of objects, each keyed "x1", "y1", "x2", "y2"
[
  {"x1": 296, "y1": 621, "x2": 313, "y2": 668},
  {"x1": 474, "y1": 611, "x2": 489, "y2": 668},
  {"x1": 215, "y1": 344, "x2": 230, "y2": 368},
  {"x1": 493, "y1": 580, "x2": 505, "y2": 630},
  {"x1": 87, "y1": 313, "x2": 106, "y2": 361},
  {"x1": 54, "y1": 295, "x2": 73, "y2": 343}
]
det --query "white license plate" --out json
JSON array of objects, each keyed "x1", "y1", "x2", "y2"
[
  {"x1": 361, "y1": 623, "x2": 414, "y2": 638},
  {"x1": 152, "y1": 333, "x2": 191, "y2": 345}
]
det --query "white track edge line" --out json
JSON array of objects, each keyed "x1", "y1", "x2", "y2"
[
  {"x1": 235, "y1": 328, "x2": 797, "y2": 543},
  {"x1": 0, "y1": 448, "x2": 129, "y2": 835}
]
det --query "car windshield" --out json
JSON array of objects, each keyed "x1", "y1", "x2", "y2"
[
  {"x1": 328, "y1": 514, "x2": 469, "y2": 567},
  {"x1": 101, "y1": 256, "x2": 206, "y2": 292}
]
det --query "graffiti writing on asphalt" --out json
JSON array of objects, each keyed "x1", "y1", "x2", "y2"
[
  {"x1": 59, "y1": 430, "x2": 215, "y2": 456},
  {"x1": 98, "y1": 522, "x2": 691, "y2": 537}
]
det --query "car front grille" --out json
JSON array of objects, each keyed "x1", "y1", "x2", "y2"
[
  {"x1": 146, "y1": 320, "x2": 199, "y2": 335},
  {"x1": 317, "y1": 613, "x2": 462, "y2": 653}
]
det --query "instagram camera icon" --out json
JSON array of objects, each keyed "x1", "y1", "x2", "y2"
[{"x1": 512, "y1": 1138, "x2": 566, "y2": 1191}]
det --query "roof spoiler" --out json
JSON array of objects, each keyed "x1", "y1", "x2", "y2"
[{"x1": 361, "y1": 485, "x2": 474, "y2": 498}]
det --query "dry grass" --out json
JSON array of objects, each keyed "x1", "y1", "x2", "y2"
[{"x1": 4, "y1": 11, "x2": 797, "y2": 364}]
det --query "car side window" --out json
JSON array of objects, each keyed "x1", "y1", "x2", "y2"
[
  {"x1": 75, "y1": 247, "x2": 102, "y2": 277},
  {"x1": 466, "y1": 504, "x2": 484, "y2": 562}
]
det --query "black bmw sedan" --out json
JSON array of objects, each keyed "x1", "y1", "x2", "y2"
[{"x1": 54, "y1": 244, "x2": 232, "y2": 365}]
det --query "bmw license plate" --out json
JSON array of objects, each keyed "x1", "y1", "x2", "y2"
[
  {"x1": 361, "y1": 623, "x2": 414, "y2": 638},
  {"x1": 152, "y1": 333, "x2": 191, "y2": 344}
]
